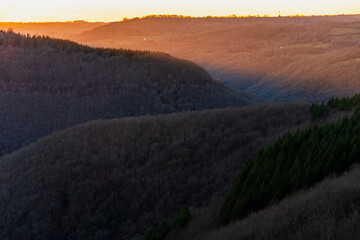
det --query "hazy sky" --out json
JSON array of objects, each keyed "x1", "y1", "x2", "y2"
[{"x1": 0, "y1": 0, "x2": 359, "y2": 22}]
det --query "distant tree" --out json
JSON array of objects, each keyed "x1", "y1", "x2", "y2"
[{"x1": 173, "y1": 207, "x2": 191, "y2": 229}]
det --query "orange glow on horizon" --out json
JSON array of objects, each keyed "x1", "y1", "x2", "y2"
[
  {"x1": 0, "y1": 13, "x2": 359, "y2": 24},
  {"x1": 0, "y1": 0, "x2": 359, "y2": 22}
]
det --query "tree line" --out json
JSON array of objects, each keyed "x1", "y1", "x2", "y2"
[
  {"x1": 311, "y1": 93, "x2": 360, "y2": 119},
  {"x1": 219, "y1": 94, "x2": 360, "y2": 226}
]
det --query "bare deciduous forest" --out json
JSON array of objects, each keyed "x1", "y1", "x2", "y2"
[
  {"x1": 169, "y1": 164, "x2": 360, "y2": 240},
  {"x1": 0, "y1": 102, "x2": 313, "y2": 240}
]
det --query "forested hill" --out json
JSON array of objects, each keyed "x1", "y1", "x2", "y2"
[
  {"x1": 0, "y1": 31, "x2": 262, "y2": 156},
  {"x1": 0, "y1": 30, "x2": 212, "y2": 92},
  {"x1": 76, "y1": 16, "x2": 360, "y2": 103},
  {"x1": 167, "y1": 95, "x2": 360, "y2": 240},
  {"x1": 0, "y1": 102, "x2": 311, "y2": 240}
]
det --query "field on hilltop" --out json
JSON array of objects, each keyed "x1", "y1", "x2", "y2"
[{"x1": 76, "y1": 15, "x2": 360, "y2": 102}]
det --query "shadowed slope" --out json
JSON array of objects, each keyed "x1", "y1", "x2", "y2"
[
  {"x1": 177, "y1": 164, "x2": 360, "y2": 240},
  {"x1": 0, "y1": 102, "x2": 310, "y2": 240}
]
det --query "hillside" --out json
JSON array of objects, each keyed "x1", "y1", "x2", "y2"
[
  {"x1": 169, "y1": 164, "x2": 360, "y2": 240},
  {"x1": 0, "y1": 102, "x2": 313, "y2": 240},
  {"x1": 76, "y1": 16, "x2": 360, "y2": 102},
  {"x1": 0, "y1": 31, "x2": 262, "y2": 156},
  {"x1": 156, "y1": 95, "x2": 360, "y2": 240},
  {"x1": 159, "y1": 94, "x2": 360, "y2": 240},
  {"x1": 219, "y1": 95, "x2": 360, "y2": 226},
  {"x1": 2, "y1": 16, "x2": 360, "y2": 240},
  {"x1": 0, "y1": 21, "x2": 106, "y2": 39},
  {"x1": 78, "y1": 15, "x2": 360, "y2": 42}
]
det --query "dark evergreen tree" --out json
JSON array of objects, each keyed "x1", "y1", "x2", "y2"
[{"x1": 219, "y1": 94, "x2": 360, "y2": 226}]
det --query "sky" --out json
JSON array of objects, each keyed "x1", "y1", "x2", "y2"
[{"x1": 0, "y1": 0, "x2": 359, "y2": 22}]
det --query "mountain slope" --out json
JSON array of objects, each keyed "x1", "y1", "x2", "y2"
[
  {"x1": 0, "y1": 31, "x2": 262, "y2": 156},
  {"x1": 76, "y1": 16, "x2": 360, "y2": 102},
  {"x1": 167, "y1": 95, "x2": 360, "y2": 240},
  {"x1": 170, "y1": 164, "x2": 360, "y2": 240},
  {"x1": 0, "y1": 102, "x2": 311, "y2": 240},
  {"x1": 219, "y1": 96, "x2": 360, "y2": 226}
]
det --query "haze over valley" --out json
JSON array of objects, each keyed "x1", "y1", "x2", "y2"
[{"x1": 75, "y1": 15, "x2": 360, "y2": 102}]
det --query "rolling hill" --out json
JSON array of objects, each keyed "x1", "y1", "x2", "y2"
[
  {"x1": 1, "y1": 16, "x2": 360, "y2": 240},
  {"x1": 0, "y1": 31, "x2": 262, "y2": 156},
  {"x1": 0, "y1": 102, "x2": 313, "y2": 240},
  {"x1": 76, "y1": 15, "x2": 360, "y2": 102},
  {"x1": 164, "y1": 94, "x2": 360, "y2": 240}
]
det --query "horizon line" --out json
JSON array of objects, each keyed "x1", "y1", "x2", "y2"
[{"x1": 0, "y1": 13, "x2": 359, "y2": 24}]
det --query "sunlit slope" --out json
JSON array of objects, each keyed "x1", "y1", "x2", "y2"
[
  {"x1": 78, "y1": 17, "x2": 234, "y2": 41},
  {"x1": 77, "y1": 16, "x2": 360, "y2": 102},
  {"x1": 0, "y1": 102, "x2": 311, "y2": 240},
  {"x1": 78, "y1": 15, "x2": 359, "y2": 42},
  {"x1": 0, "y1": 21, "x2": 106, "y2": 39},
  {"x1": 0, "y1": 31, "x2": 262, "y2": 156}
]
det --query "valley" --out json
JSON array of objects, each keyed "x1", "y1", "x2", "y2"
[{"x1": 0, "y1": 13, "x2": 360, "y2": 240}]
